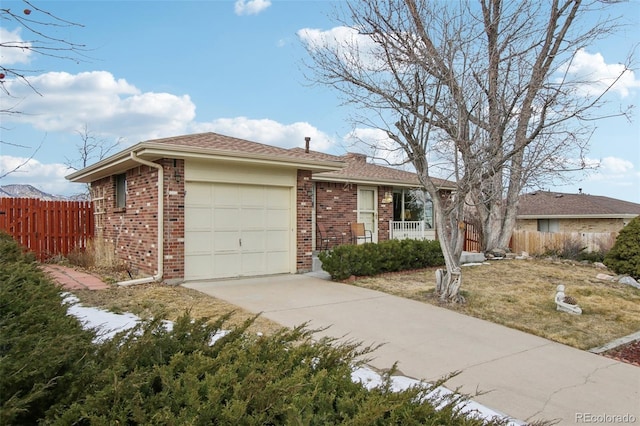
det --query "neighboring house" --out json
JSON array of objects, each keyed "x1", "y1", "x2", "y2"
[
  {"x1": 67, "y1": 132, "x2": 453, "y2": 283},
  {"x1": 515, "y1": 191, "x2": 640, "y2": 233}
]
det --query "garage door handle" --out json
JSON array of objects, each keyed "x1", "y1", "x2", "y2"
[{"x1": 239, "y1": 238, "x2": 242, "y2": 247}]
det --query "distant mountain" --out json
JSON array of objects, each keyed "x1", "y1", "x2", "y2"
[{"x1": 0, "y1": 184, "x2": 88, "y2": 201}]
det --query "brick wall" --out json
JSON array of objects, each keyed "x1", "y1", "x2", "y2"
[
  {"x1": 296, "y1": 170, "x2": 313, "y2": 272},
  {"x1": 162, "y1": 159, "x2": 185, "y2": 281},
  {"x1": 377, "y1": 185, "x2": 393, "y2": 241},
  {"x1": 315, "y1": 181, "x2": 357, "y2": 244},
  {"x1": 315, "y1": 182, "x2": 393, "y2": 245},
  {"x1": 90, "y1": 159, "x2": 185, "y2": 281},
  {"x1": 516, "y1": 218, "x2": 627, "y2": 233}
]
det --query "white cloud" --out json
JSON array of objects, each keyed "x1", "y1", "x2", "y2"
[
  {"x1": 558, "y1": 49, "x2": 640, "y2": 98},
  {"x1": 191, "y1": 117, "x2": 336, "y2": 151},
  {"x1": 579, "y1": 156, "x2": 640, "y2": 193},
  {"x1": 234, "y1": 0, "x2": 271, "y2": 16},
  {"x1": 2, "y1": 71, "x2": 196, "y2": 144},
  {"x1": 599, "y1": 156, "x2": 635, "y2": 174},
  {"x1": 0, "y1": 27, "x2": 32, "y2": 65},
  {"x1": 0, "y1": 155, "x2": 81, "y2": 196},
  {"x1": 298, "y1": 26, "x2": 382, "y2": 70}
]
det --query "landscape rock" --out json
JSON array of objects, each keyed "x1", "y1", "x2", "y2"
[
  {"x1": 486, "y1": 248, "x2": 507, "y2": 259},
  {"x1": 618, "y1": 276, "x2": 640, "y2": 289},
  {"x1": 593, "y1": 262, "x2": 607, "y2": 269},
  {"x1": 596, "y1": 273, "x2": 615, "y2": 281}
]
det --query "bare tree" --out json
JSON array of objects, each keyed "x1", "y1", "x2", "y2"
[
  {"x1": 1, "y1": 1, "x2": 86, "y2": 177},
  {"x1": 65, "y1": 124, "x2": 121, "y2": 194},
  {"x1": 300, "y1": 0, "x2": 633, "y2": 302}
]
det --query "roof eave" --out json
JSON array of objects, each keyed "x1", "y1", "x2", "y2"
[
  {"x1": 66, "y1": 145, "x2": 138, "y2": 183},
  {"x1": 137, "y1": 144, "x2": 344, "y2": 171},
  {"x1": 66, "y1": 142, "x2": 344, "y2": 183},
  {"x1": 313, "y1": 175, "x2": 455, "y2": 190},
  {"x1": 517, "y1": 213, "x2": 639, "y2": 219}
]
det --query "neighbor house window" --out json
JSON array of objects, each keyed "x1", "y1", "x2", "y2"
[
  {"x1": 393, "y1": 189, "x2": 433, "y2": 228},
  {"x1": 537, "y1": 219, "x2": 559, "y2": 233},
  {"x1": 115, "y1": 173, "x2": 126, "y2": 209}
]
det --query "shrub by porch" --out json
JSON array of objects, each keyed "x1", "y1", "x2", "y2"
[{"x1": 319, "y1": 239, "x2": 445, "y2": 280}]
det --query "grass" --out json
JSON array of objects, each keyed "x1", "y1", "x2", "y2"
[
  {"x1": 71, "y1": 283, "x2": 284, "y2": 336},
  {"x1": 353, "y1": 258, "x2": 640, "y2": 350}
]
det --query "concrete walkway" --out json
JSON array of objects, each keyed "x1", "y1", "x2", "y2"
[{"x1": 184, "y1": 274, "x2": 640, "y2": 425}]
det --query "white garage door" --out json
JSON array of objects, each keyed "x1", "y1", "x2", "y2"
[{"x1": 185, "y1": 182, "x2": 292, "y2": 280}]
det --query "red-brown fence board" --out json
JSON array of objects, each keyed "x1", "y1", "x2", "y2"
[
  {"x1": 0, "y1": 198, "x2": 94, "y2": 261},
  {"x1": 464, "y1": 222, "x2": 481, "y2": 252}
]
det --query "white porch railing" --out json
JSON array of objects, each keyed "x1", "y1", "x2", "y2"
[{"x1": 389, "y1": 220, "x2": 436, "y2": 241}]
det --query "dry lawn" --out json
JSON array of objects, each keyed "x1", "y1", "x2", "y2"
[
  {"x1": 70, "y1": 258, "x2": 639, "y2": 351},
  {"x1": 354, "y1": 259, "x2": 640, "y2": 350},
  {"x1": 71, "y1": 284, "x2": 284, "y2": 337}
]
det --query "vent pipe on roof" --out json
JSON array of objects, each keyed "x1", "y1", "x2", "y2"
[{"x1": 305, "y1": 137, "x2": 311, "y2": 153}]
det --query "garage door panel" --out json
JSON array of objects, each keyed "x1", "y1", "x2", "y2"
[
  {"x1": 266, "y1": 230, "x2": 289, "y2": 250},
  {"x1": 266, "y1": 252, "x2": 289, "y2": 273},
  {"x1": 186, "y1": 230, "x2": 212, "y2": 254},
  {"x1": 242, "y1": 230, "x2": 267, "y2": 250},
  {"x1": 240, "y1": 207, "x2": 266, "y2": 228},
  {"x1": 185, "y1": 207, "x2": 211, "y2": 230},
  {"x1": 185, "y1": 181, "x2": 292, "y2": 280},
  {"x1": 241, "y1": 252, "x2": 266, "y2": 275},
  {"x1": 213, "y1": 183, "x2": 238, "y2": 203},
  {"x1": 213, "y1": 231, "x2": 241, "y2": 252},
  {"x1": 188, "y1": 182, "x2": 213, "y2": 205},
  {"x1": 214, "y1": 253, "x2": 242, "y2": 277},
  {"x1": 266, "y1": 209, "x2": 289, "y2": 228},
  {"x1": 186, "y1": 254, "x2": 212, "y2": 280},
  {"x1": 214, "y1": 207, "x2": 241, "y2": 229},
  {"x1": 267, "y1": 187, "x2": 290, "y2": 207},
  {"x1": 241, "y1": 186, "x2": 266, "y2": 206}
]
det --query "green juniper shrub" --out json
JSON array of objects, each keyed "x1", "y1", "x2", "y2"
[
  {"x1": 576, "y1": 250, "x2": 606, "y2": 263},
  {"x1": 319, "y1": 239, "x2": 445, "y2": 280},
  {"x1": 0, "y1": 232, "x2": 99, "y2": 426},
  {"x1": 604, "y1": 215, "x2": 640, "y2": 279},
  {"x1": 54, "y1": 319, "x2": 507, "y2": 426}
]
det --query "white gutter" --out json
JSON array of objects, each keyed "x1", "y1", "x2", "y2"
[{"x1": 117, "y1": 152, "x2": 164, "y2": 286}]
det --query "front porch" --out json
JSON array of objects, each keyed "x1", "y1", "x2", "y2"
[{"x1": 389, "y1": 220, "x2": 436, "y2": 241}]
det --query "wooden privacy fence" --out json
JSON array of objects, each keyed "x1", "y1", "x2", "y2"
[
  {"x1": 510, "y1": 230, "x2": 617, "y2": 256},
  {"x1": 0, "y1": 198, "x2": 94, "y2": 261}
]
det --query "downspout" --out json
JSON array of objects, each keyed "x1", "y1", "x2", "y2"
[{"x1": 116, "y1": 152, "x2": 164, "y2": 286}]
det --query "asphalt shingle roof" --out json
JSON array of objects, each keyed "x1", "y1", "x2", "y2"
[
  {"x1": 517, "y1": 191, "x2": 640, "y2": 217},
  {"x1": 148, "y1": 132, "x2": 339, "y2": 163},
  {"x1": 291, "y1": 149, "x2": 454, "y2": 188},
  {"x1": 149, "y1": 134, "x2": 454, "y2": 188}
]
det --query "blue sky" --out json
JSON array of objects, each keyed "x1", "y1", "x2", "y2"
[{"x1": 1, "y1": 0, "x2": 639, "y2": 203}]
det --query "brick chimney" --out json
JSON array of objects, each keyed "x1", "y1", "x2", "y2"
[{"x1": 345, "y1": 152, "x2": 367, "y2": 163}]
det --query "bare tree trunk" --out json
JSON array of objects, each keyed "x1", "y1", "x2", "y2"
[{"x1": 430, "y1": 189, "x2": 465, "y2": 303}]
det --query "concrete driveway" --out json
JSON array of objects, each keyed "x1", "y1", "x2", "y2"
[{"x1": 183, "y1": 274, "x2": 640, "y2": 425}]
